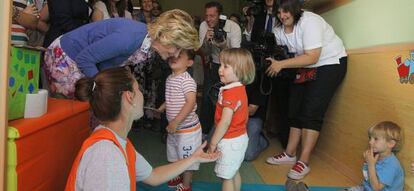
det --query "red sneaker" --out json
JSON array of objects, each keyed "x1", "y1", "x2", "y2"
[
  {"x1": 167, "y1": 176, "x2": 183, "y2": 188},
  {"x1": 287, "y1": 161, "x2": 310, "y2": 180},
  {"x1": 266, "y1": 152, "x2": 297, "y2": 165},
  {"x1": 176, "y1": 183, "x2": 192, "y2": 191}
]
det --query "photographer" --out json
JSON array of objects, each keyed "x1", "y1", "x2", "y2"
[
  {"x1": 243, "y1": 0, "x2": 276, "y2": 43},
  {"x1": 199, "y1": 1, "x2": 241, "y2": 135},
  {"x1": 243, "y1": 0, "x2": 292, "y2": 149},
  {"x1": 265, "y1": 0, "x2": 347, "y2": 180}
]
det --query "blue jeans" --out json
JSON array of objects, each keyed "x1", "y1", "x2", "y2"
[{"x1": 244, "y1": 118, "x2": 269, "y2": 161}]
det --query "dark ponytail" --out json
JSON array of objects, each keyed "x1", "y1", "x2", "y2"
[
  {"x1": 75, "y1": 77, "x2": 94, "y2": 101},
  {"x1": 74, "y1": 67, "x2": 135, "y2": 122}
]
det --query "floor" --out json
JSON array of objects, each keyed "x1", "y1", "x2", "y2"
[{"x1": 129, "y1": 127, "x2": 355, "y2": 188}]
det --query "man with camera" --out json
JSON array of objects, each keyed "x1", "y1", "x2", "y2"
[{"x1": 199, "y1": 1, "x2": 241, "y2": 135}]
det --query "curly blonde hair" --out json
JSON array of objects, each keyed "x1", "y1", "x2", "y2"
[{"x1": 147, "y1": 9, "x2": 200, "y2": 50}]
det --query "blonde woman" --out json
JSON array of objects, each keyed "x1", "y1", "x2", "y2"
[{"x1": 44, "y1": 9, "x2": 200, "y2": 98}]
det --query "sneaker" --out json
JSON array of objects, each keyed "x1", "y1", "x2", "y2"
[
  {"x1": 287, "y1": 161, "x2": 310, "y2": 180},
  {"x1": 167, "y1": 176, "x2": 183, "y2": 188},
  {"x1": 266, "y1": 152, "x2": 297, "y2": 165},
  {"x1": 176, "y1": 183, "x2": 192, "y2": 191}
]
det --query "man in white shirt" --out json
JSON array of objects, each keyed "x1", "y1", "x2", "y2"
[{"x1": 199, "y1": 1, "x2": 241, "y2": 135}]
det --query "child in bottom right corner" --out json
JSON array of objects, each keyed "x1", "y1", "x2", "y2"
[
  {"x1": 411, "y1": 161, "x2": 414, "y2": 174},
  {"x1": 345, "y1": 121, "x2": 404, "y2": 191}
]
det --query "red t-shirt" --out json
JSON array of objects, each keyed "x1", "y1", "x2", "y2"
[{"x1": 214, "y1": 83, "x2": 248, "y2": 139}]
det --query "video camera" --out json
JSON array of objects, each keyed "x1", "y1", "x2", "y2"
[
  {"x1": 245, "y1": 32, "x2": 294, "y2": 73},
  {"x1": 213, "y1": 15, "x2": 227, "y2": 43},
  {"x1": 242, "y1": 31, "x2": 295, "y2": 95}
]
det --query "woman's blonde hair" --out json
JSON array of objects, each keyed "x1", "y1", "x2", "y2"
[
  {"x1": 219, "y1": 48, "x2": 256, "y2": 85},
  {"x1": 147, "y1": 9, "x2": 200, "y2": 50},
  {"x1": 368, "y1": 121, "x2": 403, "y2": 152}
]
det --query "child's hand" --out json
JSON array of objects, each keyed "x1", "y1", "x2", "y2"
[
  {"x1": 208, "y1": 143, "x2": 217, "y2": 154},
  {"x1": 23, "y1": 4, "x2": 39, "y2": 18},
  {"x1": 363, "y1": 148, "x2": 379, "y2": 166},
  {"x1": 191, "y1": 141, "x2": 221, "y2": 163},
  {"x1": 166, "y1": 121, "x2": 178, "y2": 134}
]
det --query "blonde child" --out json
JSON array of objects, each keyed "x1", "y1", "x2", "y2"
[
  {"x1": 411, "y1": 161, "x2": 414, "y2": 174},
  {"x1": 346, "y1": 121, "x2": 404, "y2": 191},
  {"x1": 157, "y1": 49, "x2": 201, "y2": 191},
  {"x1": 208, "y1": 48, "x2": 255, "y2": 191}
]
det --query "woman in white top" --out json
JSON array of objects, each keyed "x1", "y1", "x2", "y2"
[
  {"x1": 265, "y1": 0, "x2": 347, "y2": 180},
  {"x1": 91, "y1": 0, "x2": 132, "y2": 22}
]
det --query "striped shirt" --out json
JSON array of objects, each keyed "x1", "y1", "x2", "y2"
[
  {"x1": 165, "y1": 71, "x2": 199, "y2": 130},
  {"x1": 11, "y1": 0, "x2": 29, "y2": 45}
]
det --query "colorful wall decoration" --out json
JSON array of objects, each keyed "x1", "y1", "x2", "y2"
[
  {"x1": 8, "y1": 46, "x2": 40, "y2": 120},
  {"x1": 394, "y1": 50, "x2": 414, "y2": 84}
]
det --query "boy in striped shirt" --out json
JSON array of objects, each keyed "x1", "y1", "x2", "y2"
[{"x1": 157, "y1": 49, "x2": 201, "y2": 191}]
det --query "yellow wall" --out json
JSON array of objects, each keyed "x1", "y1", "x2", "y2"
[
  {"x1": 322, "y1": 0, "x2": 414, "y2": 49},
  {"x1": 0, "y1": 0, "x2": 11, "y2": 189},
  {"x1": 316, "y1": 0, "x2": 414, "y2": 188},
  {"x1": 317, "y1": 47, "x2": 414, "y2": 189}
]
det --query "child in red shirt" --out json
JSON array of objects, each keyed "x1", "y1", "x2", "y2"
[{"x1": 208, "y1": 48, "x2": 256, "y2": 191}]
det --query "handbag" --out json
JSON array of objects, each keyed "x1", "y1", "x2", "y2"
[{"x1": 294, "y1": 68, "x2": 317, "y2": 84}]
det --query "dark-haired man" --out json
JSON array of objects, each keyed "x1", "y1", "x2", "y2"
[{"x1": 199, "y1": 1, "x2": 241, "y2": 135}]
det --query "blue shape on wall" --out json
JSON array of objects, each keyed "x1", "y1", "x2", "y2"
[
  {"x1": 28, "y1": 83, "x2": 34, "y2": 93},
  {"x1": 9, "y1": 77, "x2": 15, "y2": 87},
  {"x1": 18, "y1": 85, "x2": 23, "y2": 92}
]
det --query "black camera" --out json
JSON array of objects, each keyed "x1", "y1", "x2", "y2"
[
  {"x1": 242, "y1": 31, "x2": 295, "y2": 95},
  {"x1": 213, "y1": 15, "x2": 227, "y2": 43},
  {"x1": 246, "y1": 32, "x2": 294, "y2": 73},
  {"x1": 245, "y1": 0, "x2": 265, "y2": 16}
]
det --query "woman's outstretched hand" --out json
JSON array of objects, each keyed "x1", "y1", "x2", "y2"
[{"x1": 191, "y1": 141, "x2": 220, "y2": 163}]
